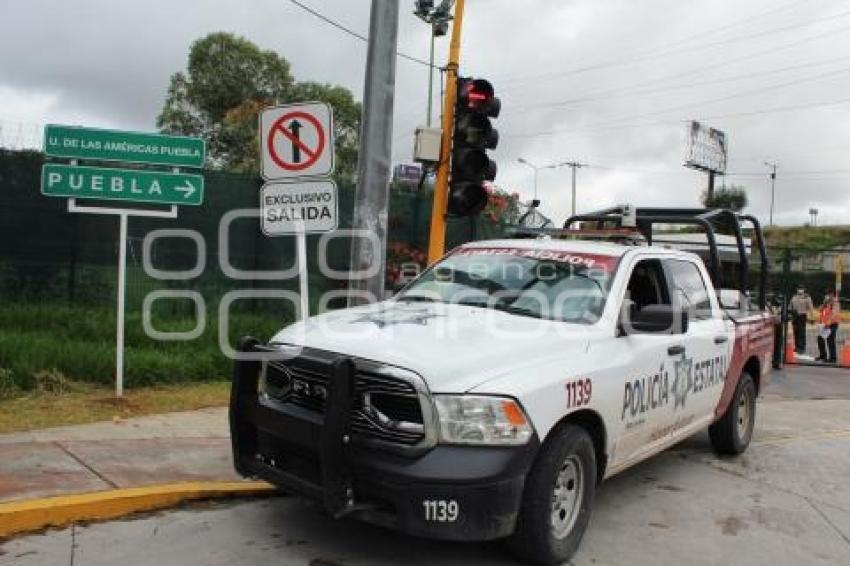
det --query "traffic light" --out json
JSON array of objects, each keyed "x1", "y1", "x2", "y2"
[{"x1": 448, "y1": 77, "x2": 500, "y2": 216}]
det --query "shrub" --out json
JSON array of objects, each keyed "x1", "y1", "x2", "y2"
[
  {"x1": 33, "y1": 368, "x2": 70, "y2": 395},
  {"x1": 0, "y1": 367, "x2": 18, "y2": 398}
]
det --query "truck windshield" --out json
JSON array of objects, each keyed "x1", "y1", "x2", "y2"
[{"x1": 398, "y1": 247, "x2": 619, "y2": 324}]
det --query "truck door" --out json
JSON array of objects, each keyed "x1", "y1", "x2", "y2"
[
  {"x1": 612, "y1": 258, "x2": 684, "y2": 467},
  {"x1": 659, "y1": 258, "x2": 731, "y2": 438}
]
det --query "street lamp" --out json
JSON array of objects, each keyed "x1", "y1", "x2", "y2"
[
  {"x1": 517, "y1": 157, "x2": 540, "y2": 203},
  {"x1": 414, "y1": 1, "x2": 454, "y2": 127},
  {"x1": 518, "y1": 158, "x2": 585, "y2": 213}
]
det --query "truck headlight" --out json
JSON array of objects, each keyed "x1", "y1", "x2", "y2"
[{"x1": 433, "y1": 395, "x2": 534, "y2": 445}]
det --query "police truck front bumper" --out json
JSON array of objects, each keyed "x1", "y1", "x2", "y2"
[{"x1": 229, "y1": 339, "x2": 539, "y2": 541}]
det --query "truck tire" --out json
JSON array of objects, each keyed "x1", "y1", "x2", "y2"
[
  {"x1": 709, "y1": 371, "x2": 756, "y2": 455},
  {"x1": 508, "y1": 424, "x2": 596, "y2": 565}
]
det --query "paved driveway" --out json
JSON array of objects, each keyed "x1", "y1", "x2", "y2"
[{"x1": 3, "y1": 367, "x2": 849, "y2": 565}]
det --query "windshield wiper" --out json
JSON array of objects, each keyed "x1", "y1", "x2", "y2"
[
  {"x1": 397, "y1": 294, "x2": 442, "y2": 303},
  {"x1": 456, "y1": 299, "x2": 544, "y2": 319},
  {"x1": 492, "y1": 303, "x2": 544, "y2": 319},
  {"x1": 455, "y1": 299, "x2": 490, "y2": 310}
]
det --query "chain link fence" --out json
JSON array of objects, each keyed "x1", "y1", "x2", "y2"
[
  {"x1": 0, "y1": 149, "x2": 533, "y2": 389},
  {"x1": 6, "y1": 146, "x2": 845, "y2": 388}
]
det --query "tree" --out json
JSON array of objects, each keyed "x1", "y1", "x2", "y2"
[
  {"x1": 157, "y1": 33, "x2": 361, "y2": 178},
  {"x1": 701, "y1": 184, "x2": 748, "y2": 211},
  {"x1": 291, "y1": 81, "x2": 361, "y2": 180}
]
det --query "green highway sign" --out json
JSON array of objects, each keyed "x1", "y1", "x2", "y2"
[
  {"x1": 41, "y1": 164, "x2": 204, "y2": 206},
  {"x1": 44, "y1": 125, "x2": 205, "y2": 168}
]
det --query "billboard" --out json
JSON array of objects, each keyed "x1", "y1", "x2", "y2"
[
  {"x1": 684, "y1": 121, "x2": 727, "y2": 174},
  {"x1": 393, "y1": 163, "x2": 423, "y2": 185}
]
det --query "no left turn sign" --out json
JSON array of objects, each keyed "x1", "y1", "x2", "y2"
[{"x1": 260, "y1": 102, "x2": 334, "y2": 180}]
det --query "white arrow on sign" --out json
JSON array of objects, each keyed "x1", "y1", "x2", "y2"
[{"x1": 175, "y1": 179, "x2": 196, "y2": 199}]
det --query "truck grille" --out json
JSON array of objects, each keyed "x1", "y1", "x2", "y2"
[{"x1": 262, "y1": 359, "x2": 427, "y2": 446}]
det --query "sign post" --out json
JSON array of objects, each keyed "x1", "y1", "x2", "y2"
[
  {"x1": 260, "y1": 103, "x2": 337, "y2": 321},
  {"x1": 42, "y1": 126, "x2": 205, "y2": 397},
  {"x1": 117, "y1": 212, "x2": 127, "y2": 398}
]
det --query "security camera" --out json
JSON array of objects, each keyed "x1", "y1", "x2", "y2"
[{"x1": 414, "y1": 0, "x2": 434, "y2": 18}]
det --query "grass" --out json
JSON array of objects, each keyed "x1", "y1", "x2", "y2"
[
  {"x1": 0, "y1": 380, "x2": 231, "y2": 433},
  {"x1": 0, "y1": 300, "x2": 290, "y2": 390},
  {"x1": 764, "y1": 226, "x2": 850, "y2": 250}
]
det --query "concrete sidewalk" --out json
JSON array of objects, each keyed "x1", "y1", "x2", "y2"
[
  {"x1": 2, "y1": 365, "x2": 848, "y2": 505},
  {"x1": 0, "y1": 407, "x2": 240, "y2": 504}
]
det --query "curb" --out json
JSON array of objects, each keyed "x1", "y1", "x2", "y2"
[{"x1": 0, "y1": 481, "x2": 277, "y2": 538}]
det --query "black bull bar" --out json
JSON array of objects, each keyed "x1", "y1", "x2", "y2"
[{"x1": 229, "y1": 337, "x2": 364, "y2": 518}]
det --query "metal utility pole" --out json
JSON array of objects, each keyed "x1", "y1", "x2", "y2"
[
  {"x1": 415, "y1": 2, "x2": 453, "y2": 128},
  {"x1": 427, "y1": 0, "x2": 466, "y2": 265},
  {"x1": 427, "y1": 34, "x2": 435, "y2": 126},
  {"x1": 559, "y1": 161, "x2": 586, "y2": 216},
  {"x1": 348, "y1": 0, "x2": 400, "y2": 306},
  {"x1": 765, "y1": 161, "x2": 778, "y2": 226}
]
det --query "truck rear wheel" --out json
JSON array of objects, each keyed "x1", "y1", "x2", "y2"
[
  {"x1": 709, "y1": 371, "x2": 756, "y2": 455},
  {"x1": 508, "y1": 424, "x2": 596, "y2": 565}
]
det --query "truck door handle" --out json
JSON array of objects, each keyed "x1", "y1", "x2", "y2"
[
  {"x1": 668, "y1": 345, "x2": 685, "y2": 356},
  {"x1": 714, "y1": 335, "x2": 728, "y2": 344}
]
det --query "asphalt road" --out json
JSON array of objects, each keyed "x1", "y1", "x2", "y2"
[{"x1": 3, "y1": 366, "x2": 849, "y2": 566}]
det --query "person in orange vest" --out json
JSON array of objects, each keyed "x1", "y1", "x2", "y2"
[{"x1": 816, "y1": 288, "x2": 841, "y2": 363}]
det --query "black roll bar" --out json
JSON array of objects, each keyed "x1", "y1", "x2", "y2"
[
  {"x1": 564, "y1": 209, "x2": 722, "y2": 287},
  {"x1": 563, "y1": 206, "x2": 768, "y2": 306},
  {"x1": 739, "y1": 214, "x2": 770, "y2": 309},
  {"x1": 698, "y1": 208, "x2": 749, "y2": 293}
]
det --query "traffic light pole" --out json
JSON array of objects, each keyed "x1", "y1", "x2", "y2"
[{"x1": 427, "y1": 0, "x2": 466, "y2": 265}]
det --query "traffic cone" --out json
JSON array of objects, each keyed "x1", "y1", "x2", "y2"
[
  {"x1": 841, "y1": 339, "x2": 850, "y2": 368},
  {"x1": 785, "y1": 331, "x2": 796, "y2": 365}
]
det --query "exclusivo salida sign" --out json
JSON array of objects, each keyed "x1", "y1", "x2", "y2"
[{"x1": 261, "y1": 180, "x2": 338, "y2": 235}]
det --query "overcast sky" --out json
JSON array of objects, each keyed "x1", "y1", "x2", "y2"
[{"x1": 3, "y1": 0, "x2": 850, "y2": 226}]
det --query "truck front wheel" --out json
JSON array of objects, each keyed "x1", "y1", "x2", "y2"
[
  {"x1": 709, "y1": 371, "x2": 756, "y2": 454},
  {"x1": 508, "y1": 424, "x2": 596, "y2": 565}
]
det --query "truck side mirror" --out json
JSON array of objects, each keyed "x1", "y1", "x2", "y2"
[
  {"x1": 627, "y1": 304, "x2": 688, "y2": 335},
  {"x1": 718, "y1": 289, "x2": 746, "y2": 311}
]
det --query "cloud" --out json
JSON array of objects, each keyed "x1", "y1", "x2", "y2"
[{"x1": 2, "y1": 0, "x2": 849, "y2": 226}]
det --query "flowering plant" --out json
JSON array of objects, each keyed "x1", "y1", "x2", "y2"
[
  {"x1": 386, "y1": 241, "x2": 427, "y2": 289},
  {"x1": 482, "y1": 182, "x2": 521, "y2": 224}
]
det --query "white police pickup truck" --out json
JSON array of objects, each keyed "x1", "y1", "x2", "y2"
[{"x1": 230, "y1": 210, "x2": 774, "y2": 565}]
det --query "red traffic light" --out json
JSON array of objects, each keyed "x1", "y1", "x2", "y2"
[
  {"x1": 449, "y1": 75, "x2": 500, "y2": 217},
  {"x1": 459, "y1": 79, "x2": 501, "y2": 117}
]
